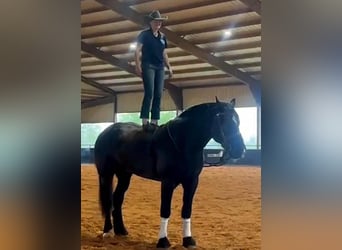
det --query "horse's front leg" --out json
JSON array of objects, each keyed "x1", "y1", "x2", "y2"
[
  {"x1": 156, "y1": 180, "x2": 176, "y2": 249},
  {"x1": 181, "y1": 176, "x2": 199, "y2": 248}
]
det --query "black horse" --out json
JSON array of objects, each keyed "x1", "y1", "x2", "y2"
[{"x1": 94, "y1": 97, "x2": 246, "y2": 249}]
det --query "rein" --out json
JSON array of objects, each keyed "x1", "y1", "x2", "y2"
[
  {"x1": 203, "y1": 113, "x2": 228, "y2": 166},
  {"x1": 166, "y1": 122, "x2": 181, "y2": 153},
  {"x1": 166, "y1": 108, "x2": 236, "y2": 167}
]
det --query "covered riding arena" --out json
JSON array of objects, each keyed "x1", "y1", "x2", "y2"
[
  {"x1": 81, "y1": 165, "x2": 260, "y2": 249},
  {"x1": 81, "y1": 0, "x2": 261, "y2": 249}
]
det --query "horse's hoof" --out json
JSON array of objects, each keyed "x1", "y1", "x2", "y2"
[
  {"x1": 114, "y1": 228, "x2": 129, "y2": 236},
  {"x1": 156, "y1": 237, "x2": 171, "y2": 249},
  {"x1": 182, "y1": 237, "x2": 196, "y2": 248},
  {"x1": 102, "y1": 229, "x2": 113, "y2": 238}
]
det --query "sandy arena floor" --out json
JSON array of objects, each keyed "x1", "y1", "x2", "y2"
[{"x1": 81, "y1": 165, "x2": 260, "y2": 250}]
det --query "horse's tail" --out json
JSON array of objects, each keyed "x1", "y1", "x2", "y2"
[
  {"x1": 93, "y1": 125, "x2": 117, "y2": 218},
  {"x1": 98, "y1": 172, "x2": 113, "y2": 217},
  {"x1": 95, "y1": 152, "x2": 114, "y2": 217}
]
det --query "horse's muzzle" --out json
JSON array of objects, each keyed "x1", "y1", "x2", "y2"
[{"x1": 227, "y1": 144, "x2": 246, "y2": 161}]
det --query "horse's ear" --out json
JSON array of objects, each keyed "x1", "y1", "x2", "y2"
[
  {"x1": 230, "y1": 98, "x2": 236, "y2": 107},
  {"x1": 215, "y1": 96, "x2": 220, "y2": 103}
]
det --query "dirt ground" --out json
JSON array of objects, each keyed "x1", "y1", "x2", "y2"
[{"x1": 81, "y1": 165, "x2": 260, "y2": 250}]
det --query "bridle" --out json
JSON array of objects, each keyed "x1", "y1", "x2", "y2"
[
  {"x1": 204, "y1": 111, "x2": 243, "y2": 166},
  {"x1": 166, "y1": 110, "x2": 241, "y2": 167}
]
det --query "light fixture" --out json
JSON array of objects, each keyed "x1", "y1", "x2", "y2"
[
  {"x1": 130, "y1": 43, "x2": 137, "y2": 49},
  {"x1": 224, "y1": 30, "x2": 232, "y2": 37}
]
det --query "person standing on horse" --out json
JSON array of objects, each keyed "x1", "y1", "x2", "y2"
[{"x1": 135, "y1": 10, "x2": 173, "y2": 132}]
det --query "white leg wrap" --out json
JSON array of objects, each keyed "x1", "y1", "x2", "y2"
[
  {"x1": 182, "y1": 218, "x2": 191, "y2": 237},
  {"x1": 158, "y1": 217, "x2": 169, "y2": 239},
  {"x1": 102, "y1": 229, "x2": 113, "y2": 238}
]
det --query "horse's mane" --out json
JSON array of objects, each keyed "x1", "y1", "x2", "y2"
[
  {"x1": 178, "y1": 103, "x2": 214, "y2": 118},
  {"x1": 165, "y1": 101, "x2": 233, "y2": 127}
]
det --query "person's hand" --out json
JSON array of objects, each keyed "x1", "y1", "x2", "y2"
[
  {"x1": 168, "y1": 68, "x2": 173, "y2": 78},
  {"x1": 136, "y1": 65, "x2": 142, "y2": 77}
]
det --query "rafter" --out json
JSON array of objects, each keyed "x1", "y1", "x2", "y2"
[
  {"x1": 81, "y1": 40, "x2": 261, "y2": 62},
  {"x1": 81, "y1": 0, "x2": 153, "y2": 16},
  {"x1": 167, "y1": 9, "x2": 253, "y2": 27},
  {"x1": 81, "y1": 6, "x2": 107, "y2": 15},
  {"x1": 81, "y1": 41, "x2": 136, "y2": 76},
  {"x1": 239, "y1": 0, "x2": 261, "y2": 15},
  {"x1": 81, "y1": 95, "x2": 115, "y2": 109},
  {"x1": 81, "y1": 89, "x2": 109, "y2": 96},
  {"x1": 183, "y1": 82, "x2": 244, "y2": 89},
  {"x1": 95, "y1": 0, "x2": 260, "y2": 105},
  {"x1": 82, "y1": 60, "x2": 260, "y2": 75},
  {"x1": 82, "y1": 19, "x2": 260, "y2": 48},
  {"x1": 185, "y1": 30, "x2": 261, "y2": 45},
  {"x1": 81, "y1": 7, "x2": 252, "y2": 28},
  {"x1": 178, "y1": 20, "x2": 260, "y2": 36},
  {"x1": 83, "y1": 0, "x2": 231, "y2": 28},
  {"x1": 87, "y1": 62, "x2": 260, "y2": 81},
  {"x1": 82, "y1": 67, "x2": 122, "y2": 74},
  {"x1": 104, "y1": 74, "x2": 232, "y2": 87},
  {"x1": 81, "y1": 41, "x2": 183, "y2": 109},
  {"x1": 153, "y1": 0, "x2": 232, "y2": 14},
  {"x1": 81, "y1": 51, "x2": 261, "y2": 71},
  {"x1": 81, "y1": 76, "x2": 116, "y2": 96},
  {"x1": 81, "y1": 9, "x2": 255, "y2": 40},
  {"x1": 115, "y1": 82, "x2": 244, "y2": 94},
  {"x1": 82, "y1": 16, "x2": 123, "y2": 28}
]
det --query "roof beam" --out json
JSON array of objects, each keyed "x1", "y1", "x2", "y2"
[
  {"x1": 178, "y1": 19, "x2": 260, "y2": 36},
  {"x1": 82, "y1": 16, "x2": 123, "y2": 28},
  {"x1": 83, "y1": 0, "x2": 231, "y2": 27},
  {"x1": 183, "y1": 82, "x2": 244, "y2": 89},
  {"x1": 168, "y1": 8, "x2": 253, "y2": 27},
  {"x1": 81, "y1": 7, "x2": 251, "y2": 28},
  {"x1": 82, "y1": 9, "x2": 254, "y2": 40},
  {"x1": 82, "y1": 76, "x2": 117, "y2": 96},
  {"x1": 81, "y1": 41, "x2": 136, "y2": 76},
  {"x1": 81, "y1": 0, "x2": 153, "y2": 16},
  {"x1": 239, "y1": 0, "x2": 261, "y2": 15},
  {"x1": 82, "y1": 67, "x2": 122, "y2": 74},
  {"x1": 95, "y1": 0, "x2": 260, "y2": 106},
  {"x1": 81, "y1": 41, "x2": 183, "y2": 109},
  {"x1": 82, "y1": 62, "x2": 260, "y2": 76},
  {"x1": 116, "y1": 82, "x2": 244, "y2": 94},
  {"x1": 81, "y1": 0, "x2": 238, "y2": 28},
  {"x1": 81, "y1": 89, "x2": 109, "y2": 96},
  {"x1": 185, "y1": 30, "x2": 261, "y2": 45},
  {"x1": 81, "y1": 40, "x2": 261, "y2": 63},
  {"x1": 81, "y1": 95, "x2": 115, "y2": 109},
  {"x1": 105, "y1": 74, "x2": 232, "y2": 87},
  {"x1": 88, "y1": 62, "x2": 260, "y2": 80},
  {"x1": 81, "y1": 51, "x2": 261, "y2": 70},
  {"x1": 81, "y1": 6, "x2": 107, "y2": 15},
  {"x1": 87, "y1": 0, "x2": 233, "y2": 28},
  {"x1": 83, "y1": 19, "x2": 260, "y2": 47}
]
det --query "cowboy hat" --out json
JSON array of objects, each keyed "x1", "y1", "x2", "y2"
[{"x1": 145, "y1": 10, "x2": 168, "y2": 21}]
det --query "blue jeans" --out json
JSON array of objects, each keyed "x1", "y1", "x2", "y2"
[{"x1": 140, "y1": 64, "x2": 165, "y2": 120}]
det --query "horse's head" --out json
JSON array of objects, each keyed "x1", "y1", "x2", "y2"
[{"x1": 211, "y1": 97, "x2": 246, "y2": 162}]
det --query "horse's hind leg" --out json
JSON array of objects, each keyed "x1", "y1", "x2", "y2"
[
  {"x1": 95, "y1": 153, "x2": 115, "y2": 237},
  {"x1": 112, "y1": 171, "x2": 132, "y2": 235},
  {"x1": 98, "y1": 172, "x2": 114, "y2": 236}
]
